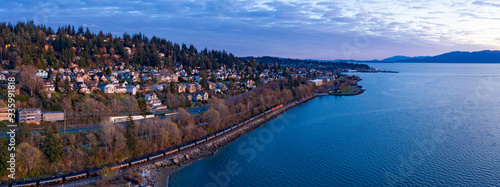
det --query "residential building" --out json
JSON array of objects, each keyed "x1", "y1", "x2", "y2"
[
  {"x1": 177, "y1": 83, "x2": 186, "y2": 93},
  {"x1": 98, "y1": 83, "x2": 115, "y2": 93},
  {"x1": 152, "y1": 84, "x2": 164, "y2": 91},
  {"x1": 308, "y1": 79, "x2": 323, "y2": 86},
  {"x1": 44, "y1": 81, "x2": 56, "y2": 93},
  {"x1": 74, "y1": 82, "x2": 91, "y2": 94},
  {"x1": 17, "y1": 108, "x2": 42, "y2": 124},
  {"x1": 185, "y1": 83, "x2": 197, "y2": 93},
  {"x1": 208, "y1": 81, "x2": 216, "y2": 90},
  {"x1": 107, "y1": 75, "x2": 118, "y2": 83},
  {"x1": 191, "y1": 91, "x2": 209, "y2": 101},
  {"x1": 0, "y1": 100, "x2": 11, "y2": 121},
  {"x1": 145, "y1": 93, "x2": 162, "y2": 107},
  {"x1": 126, "y1": 85, "x2": 138, "y2": 95},
  {"x1": 42, "y1": 112, "x2": 64, "y2": 122},
  {"x1": 36, "y1": 69, "x2": 48, "y2": 79},
  {"x1": 114, "y1": 85, "x2": 127, "y2": 94}
]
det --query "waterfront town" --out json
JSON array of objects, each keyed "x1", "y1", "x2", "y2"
[
  {"x1": 0, "y1": 22, "x2": 368, "y2": 186},
  {"x1": 0, "y1": 59, "x2": 344, "y2": 125}
]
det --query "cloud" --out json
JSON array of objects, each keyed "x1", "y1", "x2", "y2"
[
  {"x1": 472, "y1": 1, "x2": 500, "y2": 7},
  {"x1": 0, "y1": 0, "x2": 499, "y2": 60}
]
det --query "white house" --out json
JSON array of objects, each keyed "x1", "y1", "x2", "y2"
[
  {"x1": 98, "y1": 83, "x2": 115, "y2": 93},
  {"x1": 126, "y1": 85, "x2": 138, "y2": 95},
  {"x1": 144, "y1": 93, "x2": 162, "y2": 107},
  {"x1": 114, "y1": 85, "x2": 127, "y2": 94},
  {"x1": 36, "y1": 69, "x2": 48, "y2": 79}
]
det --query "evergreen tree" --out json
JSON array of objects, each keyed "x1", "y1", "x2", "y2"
[
  {"x1": 106, "y1": 67, "x2": 112, "y2": 75},
  {"x1": 125, "y1": 114, "x2": 138, "y2": 157},
  {"x1": 55, "y1": 74, "x2": 61, "y2": 91},
  {"x1": 43, "y1": 124, "x2": 64, "y2": 163},
  {"x1": 0, "y1": 138, "x2": 9, "y2": 177}
]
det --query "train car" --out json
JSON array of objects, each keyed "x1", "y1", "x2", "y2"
[
  {"x1": 223, "y1": 128, "x2": 231, "y2": 133},
  {"x1": 87, "y1": 169, "x2": 100, "y2": 177},
  {"x1": 215, "y1": 131, "x2": 224, "y2": 136},
  {"x1": 206, "y1": 135, "x2": 216, "y2": 140},
  {"x1": 231, "y1": 125, "x2": 238, "y2": 130},
  {"x1": 130, "y1": 158, "x2": 148, "y2": 166},
  {"x1": 38, "y1": 177, "x2": 63, "y2": 186},
  {"x1": 179, "y1": 142, "x2": 196, "y2": 151},
  {"x1": 11, "y1": 180, "x2": 37, "y2": 187},
  {"x1": 64, "y1": 172, "x2": 87, "y2": 182},
  {"x1": 148, "y1": 153, "x2": 164, "y2": 161},
  {"x1": 165, "y1": 149, "x2": 178, "y2": 156},
  {"x1": 110, "y1": 164, "x2": 123, "y2": 170},
  {"x1": 110, "y1": 162, "x2": 129, "y2": 170},
  {"x1": 195, "y1": 139, "x2": 206, "y2": 145}
]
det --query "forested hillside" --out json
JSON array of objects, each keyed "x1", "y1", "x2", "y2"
[{"x1": 0, "y1": 21, "x2": 246, "y2": 70}]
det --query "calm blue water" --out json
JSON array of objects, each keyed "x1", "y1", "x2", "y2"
[{"x1": 168, "y1": 63, "x2": 500, "y2": 186}]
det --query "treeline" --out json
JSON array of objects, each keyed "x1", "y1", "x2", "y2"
[
  {"x1": 242, "y1": 56, "x2": 372, "y2": 70},
  {"x1": 0, "y1": 77, "x2": 317, "y2": 182},
  {"x1": 0, "y1": 21, "x2": 256, "y2": 71}
]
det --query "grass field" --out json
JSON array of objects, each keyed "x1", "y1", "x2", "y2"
[{"x1": 341, "y1": 87, "x2": 355, "y2": 94}]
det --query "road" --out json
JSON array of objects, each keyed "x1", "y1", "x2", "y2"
[{"x1": 0, "y1": 105, "x2": 209, "y2": 137}]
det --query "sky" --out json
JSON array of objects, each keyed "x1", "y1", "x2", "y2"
[{"x1": 2, "y1": 0, "x2": 500, "y2": 60}]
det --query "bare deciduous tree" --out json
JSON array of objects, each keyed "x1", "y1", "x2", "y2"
[
  {"x1": 122, "y1": 95, "x2": 139, "y2": 114},
  {"x1": 110, "y1": 98, "x2": 125, "y2": 115},
  {"x1": 101, "y1": 120, "x2": 117, "y2": 150},
  {"x1": 18, "y1": 65, "x2": 44, "y2": 96},
  {"x1": 16, "y1": 142, "x2": 43, "y2": 175},
  {"x1": 202, "y1": 108, "x2": 221, "y2": 130}
]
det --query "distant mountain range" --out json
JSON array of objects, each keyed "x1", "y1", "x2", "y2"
[
  {"x1": 381, "y1": 55, "x2": 430, "y2": 62},
  {"x1": 382, "y1": 50, "x2": 500, "y2": 63}
]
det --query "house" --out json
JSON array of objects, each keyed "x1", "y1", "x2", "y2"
[
  {"x1": 86, "y1": 81, "x2": 99, "y2": 92},
  {"x1": 73, "y1": 72, "x2": 89, "y2": 83},
  {"x1": 75, "y1": 82, "x2": 91, "y2": 94},
  {"x1": 208, "y1": 81, "x2": 216, "y2": 90},
  {"x1": 152, "y1": 84, "x2": 164, "y2": 91},
  {"x1": 211, "y1": 88, "x2": 222, "y2": 94},
  {"x1": 154, "y1": 73, "x2": 165, "y2": 82},
  {"x1": 0, "y1": 74, "x2": 6, "y2": 82},
  {"x1": 308, "y1": 79, "x2": 323, "y2": 86},
  {"x1": 17, "y1": 108, "x2": 42, "y2": 124},
  {"x1": 144, "y1": 93, "x2": 162, "y2": 107},
  {"x1": 42, "y1": 112, "x2": 64, "y2": 122},
  {"x1": 140, "y1": 84, "x2": 152, "y2": 92},
  {"x1": 185, "y1": 94, "x2": 193, "y2": 101},
  {"x1": 244, "y1": 80, "x2": 255, "y2": 87},
  {"x1": 191, "y1": 91, "x2": 209, "y2": 101},
  {"x1": 171, "y1": 75, "x2": 179, "y2": 82},
  {"x1": 44, "y1": 81, "x2": 56, "y2": 93},
  {"x1": 60, "y1": 73, "x2": 71, "y2": 81},
  {"x1": 186, "y1": 83, "x2": 197, "y2": 93},
  {"x1": 107, "y1": 75, "x2": 119, "y2": 83},
  {"x1": 90, "y1": 74, "x2": 100, "y2": 82},
  {"x1": 98, "y1": 83, "x2": 115, "y2": 93},
  {"x1": 126, "y1": 85, "x2": 138, "y2": 95},
  {"x1": 124, "y1": 47, "x2": 132, "y2": 55},
  {"x1": 100, "y1": 75, "x2": 108, "y2": 83},
  {"x1": 114, "y1": 85, "x2": 127, "y2": 94},
  {"x1": 36, "y1": 69, "x2": 48, "y2": 79},
  {"x1": 194, "y1": 83, "x2": 203, "y2": 91},
  {"x1": 216, "y1": 82, "x2": 228, "y2": 91},
  {"x1": 177, "y1": 83, "x2": 186, "y2": 93}
]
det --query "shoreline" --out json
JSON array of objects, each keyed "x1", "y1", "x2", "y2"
[{"x1": 140, "y1": 94, "x2": 319, "y2": 186}]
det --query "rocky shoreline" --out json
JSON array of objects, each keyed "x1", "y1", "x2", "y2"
[{"x1": 138, "y1": 94, "x2": 318, "y2": 187}]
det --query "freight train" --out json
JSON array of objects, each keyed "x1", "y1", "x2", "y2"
[{"x1": 8, "y1": 104, "x2": 287, "y2": 187}]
